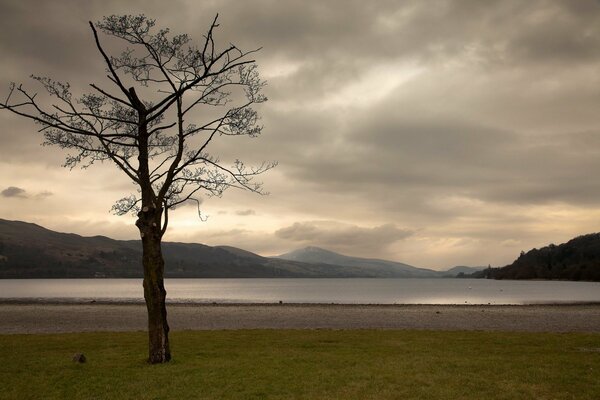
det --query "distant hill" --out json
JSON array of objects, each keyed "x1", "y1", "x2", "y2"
[
  {"x1": 471, "y1": 234, "x2": 600, "y2": 281},
  {"x1": 0, "y1": 219, "x2": 442, "y2": 279},
  {"x1": 275, "y1": 246, "x2": 439, "y2": 278}
]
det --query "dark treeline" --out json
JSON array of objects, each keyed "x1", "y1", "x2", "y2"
[{"x1": 471, "y1": 233, "x2": 600, "y2": 281}]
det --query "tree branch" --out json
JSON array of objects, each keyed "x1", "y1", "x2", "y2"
[{"x1": 89, "y1": 21, "x2": 135, "y2": 106}]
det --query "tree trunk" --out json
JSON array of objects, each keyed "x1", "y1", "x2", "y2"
[{"x1": 137, "y1": 208, "x2": 171, "y2": 364}]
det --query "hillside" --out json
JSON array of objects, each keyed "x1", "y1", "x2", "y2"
[
  {"x1": 473, "y1": 233, "x2": 600, "y2": 281},
  {"x1": 0, "y1": 219, "x2": 428, "y2": 278}
]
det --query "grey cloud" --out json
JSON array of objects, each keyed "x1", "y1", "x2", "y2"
[
  {"x1": 0, "y1": 0, "x2": 191, "y2": 78},
  {"x1": 2, "y1": 1, "x2": 599, "y2": 91},
  {"x1": 35, "y1": 191, "x2": 53, "y2": 199},
  {"x1": 502, "y1": 2, "x2": 600, "y2": 65},
  {"x1": 269, "y1": 89, "x2": 600, "y2": 212},
  {"x1": 275, "y1": 221, "x2": 414, "y2": 257},
  {"x1": 1, "y1": 186, "x2": 53, "y2": 200},
  {"x1": 1, "y1": 186, "x2": 27, "y2": 198},
  {"x1": 235, "y1": 209, "x2": 256, "y2": 216},
  {"x1": 219, "y1": 1, "x2": 600, "y2": 65}
]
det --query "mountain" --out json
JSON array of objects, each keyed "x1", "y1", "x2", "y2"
[
  {"x1": 471, "y1": 233, "x2": 600, "y2": 281},
  {"x1": 0, "y1": 219, "x2": 425, "y2": 278},
  {"x1": 275, "y1": 246, "x2": 439, "y2": 278}
]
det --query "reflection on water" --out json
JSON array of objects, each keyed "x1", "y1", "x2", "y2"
[{"x1": 0, "y1": 278, "x2": 599, "y2": 305}]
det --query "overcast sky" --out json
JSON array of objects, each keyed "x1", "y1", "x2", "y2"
[{"x1": 1, "y1": 0, "x2": 600, "y2": 269}]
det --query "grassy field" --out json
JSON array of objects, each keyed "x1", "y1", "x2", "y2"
[{"x1": 1, "y1": 330, "x2": 598, "y2": 399}]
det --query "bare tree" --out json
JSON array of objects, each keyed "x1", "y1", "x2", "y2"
[{"x1": 0, "y1": 14, "x2": 274, "y2": 363}]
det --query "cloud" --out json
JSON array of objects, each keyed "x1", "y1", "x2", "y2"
[
  {"x1": 35, "y1": 190, "x2": 53, "y2": 199},
  {"x1": 1, "y1": 186, "x2": 27, "y2": 198},
  {"x1": 235, "y1": 209, "x2": 256, "y2": 216},
  {"x1": 275, "y1": 221, "x2": 414, "y2": 257},
  {"x1": 1, "y1": 187, "x2": 54, "y2": 200}
]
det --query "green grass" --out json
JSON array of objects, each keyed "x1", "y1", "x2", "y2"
[{"x1": 1, "y1": 330, "x2": 598, "y2": 400}]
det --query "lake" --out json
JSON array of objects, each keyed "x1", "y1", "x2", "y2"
[{"x1": 1, "y1": 278, "x2": 599, "y2": 304}]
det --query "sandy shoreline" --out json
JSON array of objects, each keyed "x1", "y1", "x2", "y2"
[{"x1": 1, "y1": 303, "x2": 600, "y2": 334}]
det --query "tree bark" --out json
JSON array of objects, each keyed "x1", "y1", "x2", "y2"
[
  {"x1": 132, "y1": 92, "x2": 171, "y2": 363},
  {"x1": 137, "y1": 207, "x2": 171, "y2": 364}
]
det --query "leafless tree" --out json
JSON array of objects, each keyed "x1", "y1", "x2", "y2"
[{"x1": 0, "y1": 14, "x2": 275, "y2": 363}]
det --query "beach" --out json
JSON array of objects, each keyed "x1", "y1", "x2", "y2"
[{"x1": 1, "y1": 302, "x2": 600, "y2": 334}]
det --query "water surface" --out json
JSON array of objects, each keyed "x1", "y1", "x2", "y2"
[{"x1": 1, "y1": 278, "x2": 599, "y2": 305}]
